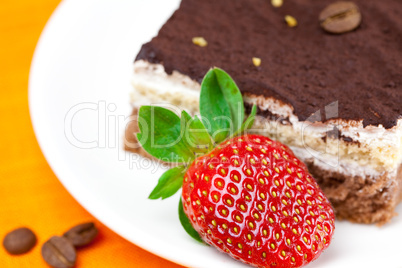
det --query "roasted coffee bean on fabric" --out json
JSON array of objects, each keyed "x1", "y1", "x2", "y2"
[
  {"x1": 319, "y1": 1, "x2": 361, "y2": 34},
  {"x1": 3, "y1": 227, "x2": 37, "y2": 255},
  {"x1": 41, "y1": 236, "x2": 76, "y2": 268},
  {"x1": 63, "y1": 222, "x2": 98, "y2": 247}
]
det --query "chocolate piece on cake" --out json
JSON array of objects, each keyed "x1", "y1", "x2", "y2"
[{"x1": 127, "y1": 0, "x2": 402, "y2": 224}]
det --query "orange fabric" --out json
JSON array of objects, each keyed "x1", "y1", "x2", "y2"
[{"x1": 0, "y1": 1, "x2": 183, "y2": 267}]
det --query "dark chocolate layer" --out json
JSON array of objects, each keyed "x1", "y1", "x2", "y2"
[{"x1": 136, "y1": 0, "x2": 402, "y2": 128}]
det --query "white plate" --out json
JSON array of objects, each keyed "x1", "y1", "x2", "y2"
[{"x1": 29, "y1": 0, "x2": 402, "y2": 267}]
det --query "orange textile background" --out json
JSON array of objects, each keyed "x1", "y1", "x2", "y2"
[{"x1": 0, "y1": 0, "x2": 183, "y2": 267}]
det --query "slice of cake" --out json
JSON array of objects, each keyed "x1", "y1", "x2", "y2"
[{"x1": 126, "y1": 0, "x2": 402, "y2": 224}]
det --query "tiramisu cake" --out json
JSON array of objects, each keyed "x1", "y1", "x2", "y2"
[{"x1": 126, "y1": 0, "x2": 402, "y2": 224}]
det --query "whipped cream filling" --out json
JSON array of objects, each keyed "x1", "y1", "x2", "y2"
[
  {"x1": 289, "y1": 146, "x2": 394, "y2": 180},
  {"x1": 244, "y1": 95, "x2": 402, "y2": 170},
  {"x1": 132, "y1": 60, "x2": 201, "y2": 114}
]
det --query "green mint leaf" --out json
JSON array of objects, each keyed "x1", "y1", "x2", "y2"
[
  {"x1": 137, "y1": 106, "x2": 194, "y2": 163},
  {"x1": 178, "y1": 198, "x2": 203, "y2": 243},
  {"x1": 181, "y1": 111, "x2": 213, "y2": 153},
  {"x1": 230, "y1": 104, "x2": 257, "y2": 138},
  {"x1": 148, "y1": 166, "x2": 186, "y2": 200},
  {"x1": 200, "y1": 68, "x2": 244, "y2": 143}
]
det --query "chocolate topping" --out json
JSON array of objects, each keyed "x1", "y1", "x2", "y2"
[{"x1": 136, "y1": 0, "x2": 402, "y2": 129}]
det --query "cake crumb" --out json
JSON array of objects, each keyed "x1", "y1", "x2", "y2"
[
  {"x1": 192, "y1": 37, "x2": 208, "y2": 47},
  {"x1": 369, "y1": 107, "x2": 381, "y2": 118},
  {"x1": 285, "y1": 15, "x2": 298, "y2": 27},
  {"x1": 252, "y1": 57, "x2": 262, "y2": 67},
  {"x1": 271, "y1": 0, "x2": 283, "y2": 8}
]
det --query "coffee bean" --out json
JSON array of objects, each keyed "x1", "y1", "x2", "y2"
[
  {"x1": 41, "y1": 236, "x2": 76, "y2": 268},
  {"x1": 319, "y1": 1, "x2": 361, "y2": 34},
  {"x1": 63, "y1": 222, "x2": 98, "y2": 247},
  {"x1": 3, "y1": 227, "x2": 37, "y2": 255}
]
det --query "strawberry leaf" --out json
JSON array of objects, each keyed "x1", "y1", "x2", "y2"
[
  {"x1": 213, "y1": 68, "x2": 245, "y2": 132},
  {"x1": 149, "y1": 166, "x2": 186, "y2": 200},
  {"x1": 137, "y1": 106, "x2": 194, "y2": 163},
  {"x1": 179, "y1": 198, "x2": 203, "y2": 243},
  {"x1": 230, "y1": 104, "x2": 257, "y2": 138},
  {"x1": 200, "y1": 68, "x2": 244, "y2": 144},
  {"x1": 181, "y1": 111, "x2": 213, "y2": 153}
]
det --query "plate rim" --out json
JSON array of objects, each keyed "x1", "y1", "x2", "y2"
[{"x1": 27, "y1": 1, "x2": 198, "y2": 267}]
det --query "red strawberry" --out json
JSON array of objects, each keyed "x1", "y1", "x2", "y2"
[
  {"x1": 181, "y1": 134, "x2": 334, "y2": 267},
  {"x1": 137, "y1": 68, "x2": 335, "y2": 268}
]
